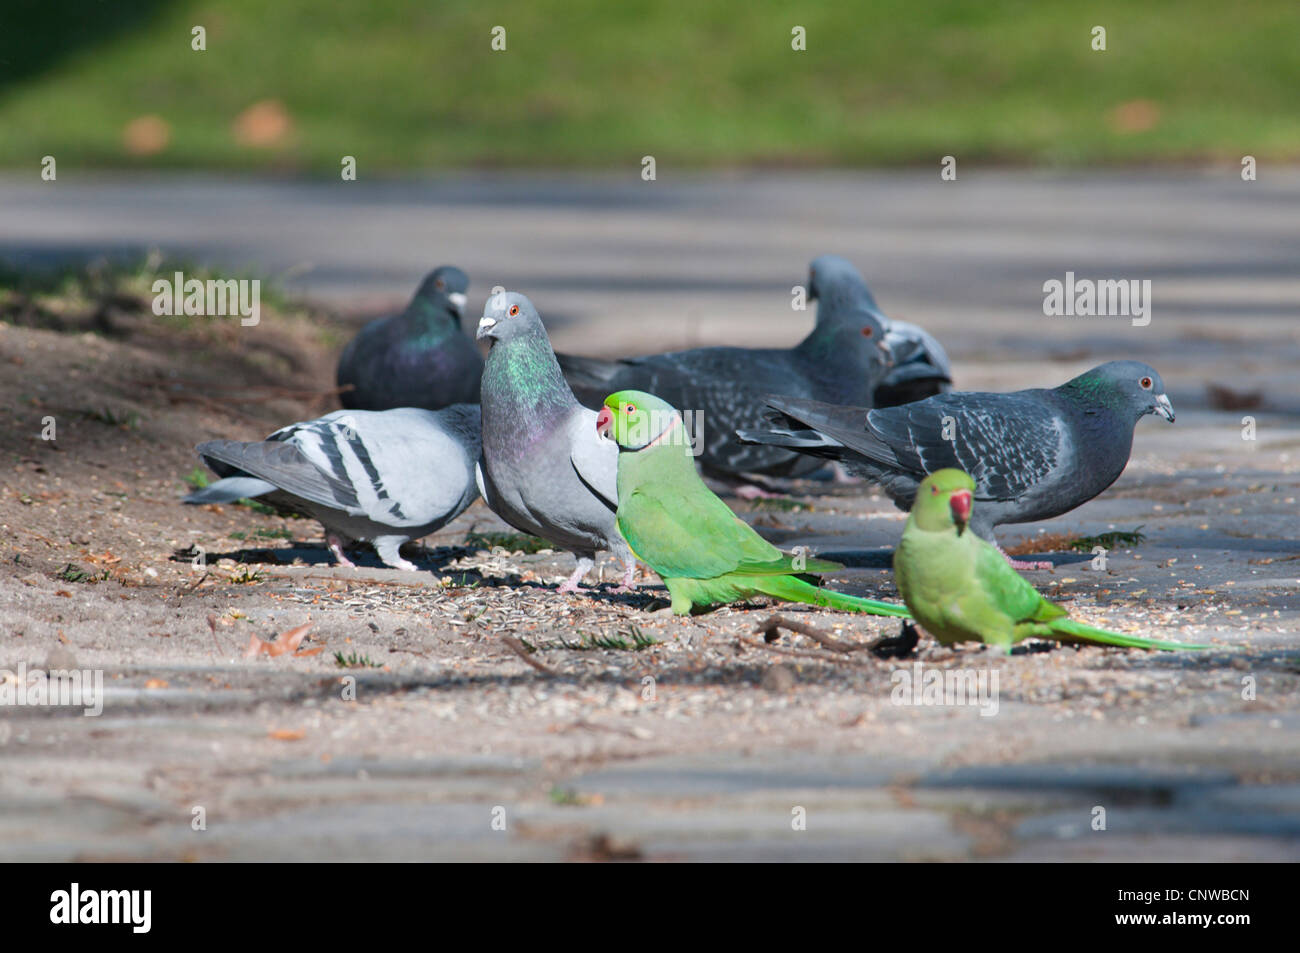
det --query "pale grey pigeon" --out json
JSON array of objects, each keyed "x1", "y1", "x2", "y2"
[
  {"x1": 337, "y1": 265, "x2": 483, "y2": 411},
  {"x1": 185, "y1": 405, "x2": 481, "y2": 571},
  {"x1": 475, "y1": 291, "x2": 637, "y2": 592},
  {"x1": 738, "y1": 361, "x2": 1174, "y2": 569}
]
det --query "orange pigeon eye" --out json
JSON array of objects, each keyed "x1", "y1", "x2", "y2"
[
  {"x1": 1140, "y1": 376, "x2": 1152, "y2": 389},
  {"x1": 508, "y1": 304, "x2": 520, "y2": 316},
  {"x1": 862, "y1": 326, "x2": 873, "y2": 337},
  {"x1": 434, "y1": 278, "x2": 446, "y2": 291}
]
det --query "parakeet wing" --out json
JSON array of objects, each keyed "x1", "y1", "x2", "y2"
[{"x1": 618, "y1": 484, "x2": 785, "y2": 580}]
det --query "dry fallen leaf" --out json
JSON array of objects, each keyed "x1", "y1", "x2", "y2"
[
  {"x1": 268, "y1": 729, "x2": 305, "y2": 741},
  {"x1": 244, "y1": 621, "x2": 319, "y2": 659},
  {"x1": 144, "y1": 678, "x2": 169, "y2": 689}
]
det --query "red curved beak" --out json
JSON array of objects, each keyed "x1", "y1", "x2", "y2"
[
  {"x1": 949, "y1": 489, "x2": 972, "y2": 528},
  {"x1": 596, "y1": 406, "x2": 613, "y2": 439}
]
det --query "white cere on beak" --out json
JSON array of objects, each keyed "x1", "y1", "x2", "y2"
[
  {"x1": 448, "y1": 292, "x2": 468, "y2": 312},
  {"x1": 477, "y1": 315, "x2": 496, "y2": 331}
]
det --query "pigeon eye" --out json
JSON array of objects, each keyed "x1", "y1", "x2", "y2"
[
  {"x1": 1140, "y1": 377, "x2": 1152, "y2": 390},
  {"x1": 861, "y1": 326, "x2": 873, "y2": 338},
  {"x1": 508, "y1": 304, "x2": 520, "y2": 317},
  {"x1": 434, "y1": 278, "x2": 446, "y2": 291}
]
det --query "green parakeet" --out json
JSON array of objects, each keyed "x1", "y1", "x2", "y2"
[
  {"x1": 597, "y1": 390, "x2": 911, "y2": 618},
  {"x1": 893, "y1": 468, "x2": 1210, "y2": 651}
]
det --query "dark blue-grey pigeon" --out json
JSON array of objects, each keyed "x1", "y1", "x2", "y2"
[
  {"x1": 738, "y1": 361, "x2": 1174, "y2": 569},
  {"x1": 337, "y1": 265, "x2": 482, "y2": 411},
  {"x1": 475, "y1": 291, "x2": 637, "y2": 592},
  {"x1": 806, "y1": 254, "x2": 951, "y2": 407},
  {"x1": 876, "y1": 318, "x2": 952, "y2": 407},
  {"x1": 555, "y1": 255, "x2": 898, "y2": 487},
  {"x1": 185, "y1": 405, "x2": 481, "y2": 571}
]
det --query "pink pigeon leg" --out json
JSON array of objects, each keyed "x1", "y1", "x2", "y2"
[
  {"x1": 994, "y1": 541, "x2": 1052, "y2": 571},
  {"x1": 829, "y1": 462, "x2": 862, "y2": 485},
  {"x1": 557, "y1": 555, "x2": 595, "y2": 593},
  {"x1": 327, "y1": 534, "x2": 357, "y2": 569},
  {"x1": 609, "y1": 557, "x2": 639, "y2": 594},
  {"x1": 734, "y1": 483, "x2": 785, "y2": 500}
]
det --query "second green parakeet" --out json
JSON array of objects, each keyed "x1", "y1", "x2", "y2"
[
  {"x1": 598, "y1": 390, "x2": 910, "y2": 618},
  {"x1": 893, "y1": 468, "x2": 1210, "y2": 651}
]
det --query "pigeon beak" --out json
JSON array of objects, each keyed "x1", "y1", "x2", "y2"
[
  {"x1": 877, "y1": 338, "x2": 894, "y2": 367},
  {"x1": 1154, "y1": 393, "x2": 1175, "y2": 423},
  {"x1": 476, "y1": 315, "x2": 497, "y2": 341},
  {"x1": 949, "y1": 489, "x2": 972, "y2": 531},
  {"x1": 448, "y1": 292, "x2": 468, "y2": 316},
  {"x1": 596, "y1": 406, "x2": 613, "y2": 439}
]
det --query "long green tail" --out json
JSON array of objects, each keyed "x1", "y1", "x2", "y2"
[
  {"x1": 1047, "y1": 618, "x2": 1212, "y2": 652},
  {"x1": 756, "y1": 574, "x2": 912, "y2": 619}
]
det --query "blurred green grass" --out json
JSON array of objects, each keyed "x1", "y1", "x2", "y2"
[{"x1": 1, "y1": 0, "x2": 1297, "y2": 170}]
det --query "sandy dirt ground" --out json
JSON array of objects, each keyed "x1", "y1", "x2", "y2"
[{"x1": 0, "y1": 171, "x2": 1297, "y2": 861}]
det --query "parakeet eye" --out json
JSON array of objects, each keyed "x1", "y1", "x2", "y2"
[
  {"x1": 435, "y1": 278, "x2": 446, "y2": 291},
  {"x1": 861, "y1": 326, "x2": 874, "y2": 338},
  {"x1": 625, "y1": 404, "x2": 637, "y2": 415},
  {"x1": 1140, "y1": 377, "x2": 1152, "y2": 390},
  {"x1": 508, "y1": 304, "x2": 520, "y2": 317},
  {"x1": 930, "y1": 485, "x2": 938, "y2": 495}
]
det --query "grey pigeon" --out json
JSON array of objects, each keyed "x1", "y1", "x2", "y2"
[
  {"x1": 555, "y1": 255, "x2": 896, "y2": 485},
  {"x1": 738, "y1": 361, "x2": 1174, "y2": 569},
  {"x1": 337, "y1": 265, "x2": 482, "y2": 411},
  {"x1": 185, "y1": 405, "x2": 481, "y2": 571},
  {"x1": 806, "y1": 255, "x2": 951, "y2": 407},
  {"x1": 876, "y1": 319, "x2": 952, "y2": 407},
  {"x1": 475, "y1": 291, "x2": 637, "y2": 592}
]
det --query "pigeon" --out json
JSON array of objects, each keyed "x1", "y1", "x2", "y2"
[
  {"x1": 875, "y1": 319, "x2": 952, "y2": 407},
  {"x1": 337, "y1": 265, "x2": 482, "y2": 411},
  {"x1": 185, "y1": 405, "x2": 481, "y2": 571},
  {"x1": 738, "y1": 361, "x2": 1175, "y2": 569},
  {"x1": 599, "y1": 389, "x2": 910, "y2": 618},
  {"x1": 806, "y1": 254, "x2": 951, "y2": 407},
  {"x1": 555, "y1": 255, "x2": 896, "y2": 484},
  {"x1": 894, "y1": 469, "x2": 1208, "y2": 651},
  {"x1": 475, "y1": 291, "x2": 637, "y2": 592}
]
